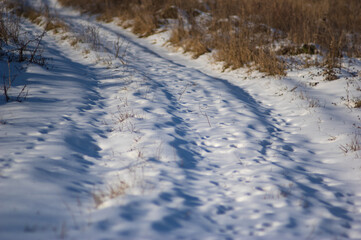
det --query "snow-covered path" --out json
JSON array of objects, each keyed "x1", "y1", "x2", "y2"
[{"x1": 1, "y1": 2, "x2": 361, "y2": 239}]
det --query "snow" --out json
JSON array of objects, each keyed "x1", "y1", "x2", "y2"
[{"x1": 1, "y1": 1, "x2": 361, "y2": 239}]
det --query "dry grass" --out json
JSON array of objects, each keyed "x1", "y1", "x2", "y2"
[
  {"x1": 340, "y1": 134, "x2": 361, "y2": 155},
  {"x1": 169, "y1": 20, "x2": 209, "y2": 59},
  {"x1": 349, "y1": 136, "x2": 361, "y2": 152},
  {"x1": 92, "y1": 180, "x2": 129, "y2": 208},
  {"x1": 52, "y1": 0, "x2": 361, "y2": 75},
  {"x1": 3, "y1": 0, "x2": 69, "y2": 35},
  {"x1": 278, "y1": 44, "x2": 317, "y2": 56},
  {"x1": 354, "y1": 99, "x2": 361, "y2": 109},
  {"x1": 45, "y1": 20, "x2": 68, "y2": 33},
  {"x1": 19, "y1": 8, "x2": 42, "y2": 24}
]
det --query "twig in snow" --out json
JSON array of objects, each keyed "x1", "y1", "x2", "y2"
[
  {"x1": 199, "y1": 104, "x2": 212, "y2": 127},
  {"x1": 178, "y1": 83, "x2": 190, "y2": 101}
]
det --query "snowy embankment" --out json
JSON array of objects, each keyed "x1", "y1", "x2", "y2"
[{"x1": 1, "y1": 1, "x2": 361, "y2": 239}]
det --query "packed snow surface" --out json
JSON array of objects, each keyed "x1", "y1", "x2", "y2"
[{"x1": 1, "y1": 1, "x2": 361, "y2": 239}]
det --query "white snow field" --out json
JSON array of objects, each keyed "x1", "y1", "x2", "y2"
[{"x1": 1, "y1": 1, "x2": 361, "y2": 239}]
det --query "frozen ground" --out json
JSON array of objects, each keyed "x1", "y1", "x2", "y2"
[{"x1": 1, "y1": 1, "x2": 361, "y2": 239}]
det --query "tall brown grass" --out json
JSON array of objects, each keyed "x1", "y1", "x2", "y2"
[{"x1": 57, "y1": 0, "x2": 361, "y2": 75}]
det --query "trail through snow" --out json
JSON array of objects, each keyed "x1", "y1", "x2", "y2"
[{"x1": 1, "y1": 1, "x2": 361, "y2": 239}]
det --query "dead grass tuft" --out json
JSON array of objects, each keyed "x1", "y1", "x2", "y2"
[
  {"x1": 20, "y1": 8, "x2": 42, "y2": 24},
  {"x1": 159, "y1": 5, "x2": 178, "y2": 19},
  {"x1": 340, "y1": 134, "x2": 361, "y2": 154},
  {"x1": 132, "y1": 14, "x2": 158, "y2": 37},
  {"x1": 92, "y1": 180, "x2": 129, "y2": 208},
  {"x1": 278, "y1": 44, "x2": 317, "y2": 56},
  {"x1": 169, "y1": 21, "x2": 209, "y2": 59},
  {"x1": 354, "y1": 99, "x2": 361, "y2": 109},
  {"x1": 45, "y1": 20, "x2": 68, "y2": 33}
]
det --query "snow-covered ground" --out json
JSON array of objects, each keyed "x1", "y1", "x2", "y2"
[{"x1": 1, "y1": 1, "x2": 361, "y2": 239}]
